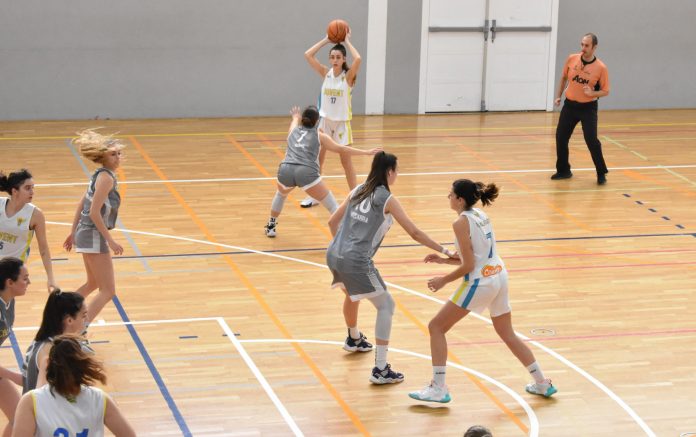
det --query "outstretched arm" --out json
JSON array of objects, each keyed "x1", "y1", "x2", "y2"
[
  {"x1": 319, "y1": 132, "x2": 381, "y2": 156},
  {"x1": 385, "y1": 196, "x2": 450, "y2": 254},
  {"x1": 288, "y1": 106, "x2": 301, "y2": 136},
  {"x1": 427, "y1": 217, "x2": 474, "y2": 292}
]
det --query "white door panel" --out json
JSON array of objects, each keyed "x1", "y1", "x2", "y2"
[
  {"x1": 488, "y1": 0, "x2": 552, "y2": 25},
  {"x1": 486, "y1": 33, "x2": 550, "y2": 110},
  {"x1": 429, "y1": 0, "x2": 485, "y2": 26},
  {"x1": 426, "y1": 33, "x2": 484, "y2": 112}
]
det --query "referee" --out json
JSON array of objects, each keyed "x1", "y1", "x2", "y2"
[{"x1": 552, "y1": 33, "x2": 610, "y2": 185}]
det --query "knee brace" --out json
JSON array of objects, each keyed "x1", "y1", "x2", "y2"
[
  {"x1": 271, "y1": 191, "x2": 287, "y2": 214},
  {"x1": 368, "y1": 292, "x2": 395, "y2": 341}
]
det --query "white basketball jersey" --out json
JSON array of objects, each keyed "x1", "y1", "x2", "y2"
[
  {"x1": 319, "y1": 69, "x2": 352, "y2": 121},
  {"x1": 0, "y1": 197, "x2": 35, "y2": 261},
  {"x1": 455, "y1": 208, "x2": 505, "y2": 279},
  {"x1": 32, "y1": 385, "x2": 106, "y2": 437}
]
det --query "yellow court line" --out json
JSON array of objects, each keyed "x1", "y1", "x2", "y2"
[
  {"x1": 393, "y1": 298, "x2": 530, "y2": 434},
  {"x1": 241, "y1": 134, "x2": 529, "y2": 434},
  {"x1": 128, "y1": 136, "x2": 371, "y2": 436},
  {"x1": 2, "y1": 121, "x2": 696, "y2": 141},
  {"x1": 226, "y1": 134, "x2": 333, "y2": 240}
]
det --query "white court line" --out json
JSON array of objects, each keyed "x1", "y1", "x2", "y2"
[
  {"x1": 35, "y1": 164, "x2": 696, "y2": 188},
  {"x1": 12, "y1": 316, "x2": 304, "y2": 436},
  {"x1": 216, "y1": 317, "x2": 303, "y2": 436},
  {"x1": 241, "y1": 339, "x2": 539, "y2": 437},
  {"x1": 45, "y1": 220, "x2": 656, "y2": 436}
]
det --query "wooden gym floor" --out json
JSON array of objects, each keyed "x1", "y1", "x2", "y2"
[{"x1": 1, "y1": 109, "x2": 694, "y2": 436}]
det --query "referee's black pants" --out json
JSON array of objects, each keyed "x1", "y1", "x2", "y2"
[{"x1": 555, "y1": 99, "x2": 608, "y2": 175}]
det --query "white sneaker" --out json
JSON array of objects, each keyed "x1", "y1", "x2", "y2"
[
  {"x1": 525, "y1": 378, "x2": 557, "y2": 398},
  {"x1": 408, "y1": 381, "x2": 451, "y2": 403},
  {"x1": 264, "y1": 222, "x2": 277, "y2": 238},
  {"x1": 300, "y1": 196, "x2": 319, "y2": 208}
]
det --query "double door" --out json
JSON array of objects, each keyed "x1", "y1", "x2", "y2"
[{"x1": 421, "y1": 0, "x2": 557, "y2": 112}]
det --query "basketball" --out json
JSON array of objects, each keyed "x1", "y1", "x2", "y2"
[{"x1": 327, "y1": 19, "x2": 349, "y2": 43}]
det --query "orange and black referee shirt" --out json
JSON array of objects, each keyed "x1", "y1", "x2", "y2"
[{"x1": 562, "y1": 53, "x2": 610, "y2": 103}]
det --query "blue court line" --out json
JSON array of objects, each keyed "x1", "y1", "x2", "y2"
[
  {"x1": 8, "y1": 331, "x2": 24, "y2": 369},
  {"x1": 112, "y1": 295, "x2": 192, "y2": 437},
  {"x1": 66, "y1": 140, "x2": 151, "y2": 272},
  {"x1": 66, "y1": 141, "x2": 190, "y2": 435}
]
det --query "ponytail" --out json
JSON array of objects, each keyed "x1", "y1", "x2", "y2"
[{"x1": 452, "y1": 179, "x2": 499, "y2": 208}]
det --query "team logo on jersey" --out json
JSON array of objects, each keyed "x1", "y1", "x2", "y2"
[
  {"x1": 16, "y1": 218, "x2": 25, "y2": 227},
  {"x1": 481, "y1": 264, "x2": 502, "y2": 277}
]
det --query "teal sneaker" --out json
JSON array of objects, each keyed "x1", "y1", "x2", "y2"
[
  {"x1": 525, "y1": 379, "x2": 557, "y2": 397},
  {"x1": 408, "y1": 381, "x2": 451, "y2": 403}
]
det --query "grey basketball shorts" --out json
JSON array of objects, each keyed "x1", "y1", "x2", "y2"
[{"x1": 277, "y1": 163, "x2": 321, "y2": 190}]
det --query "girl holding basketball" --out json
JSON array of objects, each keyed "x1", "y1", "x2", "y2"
[
  {"x1": 408, "y1": 179, "x2": 557, "y2": 403},
  {"x1": 63, "y1": 130, "x2": 124, "y2": 325},
  {"x1": 264, "y1": 106, "x2": 380, "y2": 237},
  {"x1": 0, "y1": 169, "x2": 59, "y2": 292},
  {"x1": 301, "y1": 23, "x2": 362, "y2": 208}
]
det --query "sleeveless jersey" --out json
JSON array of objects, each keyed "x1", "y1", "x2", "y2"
[
  {"x1": 0, "y1": 197, "x2": 35, "y2": 261},
  {"x1": 455, "y1": 208, "x2": 505, "y2": 279},
  {"x1": 22, "y1": 339, "x2": 50, "y2": 393},
  {"x1": 0, "y1": 297, "x2": 15, "y2": 347},
  {"x1": 79, "y1": 168, "x2": 120, "y2": 230},
  {"x1": 282, "y1": 126, "x2": 321, "y2": 171},
  {"x1": 32, "y1": 384, "x2": 106, "y2": 437},
  {"x1": 327, "y1": 185, "x2": 393, "y2": 268},
  {"x1": 319, "y1": 69, "x2": 352, "y2": 121}
]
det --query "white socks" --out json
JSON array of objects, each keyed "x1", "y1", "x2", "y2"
[
  {"x1": 526, "y1": 361, "x2": 546, "y2": 384},
  {"x1": 375, "y1": 345, "x2": 388, "y2": 370},
  {"x1": 433, "y1": 366, "x2": 447, "y2": 387}
]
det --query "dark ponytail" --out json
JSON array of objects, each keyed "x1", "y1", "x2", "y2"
[
  {"x1": 301, "y1": 106, "x2": 320, "y2": 128},
  {"x1": 35, "y1": 290, "x2": 85, "y2": 342},
  {"x1": 0, "y1": 169, "x2": 32, "y2": 195},
  {"x1": 352, "y1": 152, "x2": 397, "y2": 205},
  {"x1": 452, "y1": 179, "x2": 499, "y2": 208}
]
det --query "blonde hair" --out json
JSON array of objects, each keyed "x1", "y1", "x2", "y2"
[{"x1": 72, "y1": 129, "x2": 125, "y2": 163}]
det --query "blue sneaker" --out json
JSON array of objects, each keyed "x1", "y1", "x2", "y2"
[
  {"x1": 343, "y1": 332, "x2": 373, "y2": 352},
  {"x1": 525, "y1": 379, "x2": 557, "y2": 397},
  {"x1": 409, "y1": 381, "x2": 451, "y2": 403},
  {"x1": 369, "y1": 363, "x2": 404, "y2": 385}
]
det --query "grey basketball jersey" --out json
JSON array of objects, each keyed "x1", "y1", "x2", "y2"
[
  {"x1": 22, "y1": 339, "x2": 49, "y2": 393},
  {"x1": 79, "y1": 168, "x2": 120, "y2": 230},
  {"x1": 327, "y1": 185, "x2": 393, "y2": 268},
  {"x1": 0, "y1": 297, "x2": 15, "y2": 347},
  {"x1": 282, "y1": 126, "x2": 321, "y2": 172}
]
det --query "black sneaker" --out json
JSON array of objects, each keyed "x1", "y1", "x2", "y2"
[
  {"x1": 343, "y1": 332, "x2": 373, "y2": 352},
  {"x1": 550, "y1": 172, "x2": 573, "y2": 180},
  {"x1": 369, "y1": 363, "x2": 404, "y2": 384},
  {"x1": 597, "y1": 173, "x2": 607, "y2": 185}
]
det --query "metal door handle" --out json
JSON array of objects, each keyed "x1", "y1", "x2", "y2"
[
  {"x1": 491, "y1": 19, "x2": 497, "y2": 43},
  {"x1": 483, "y1": 19, "x2": 489, "y2": 41}
]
